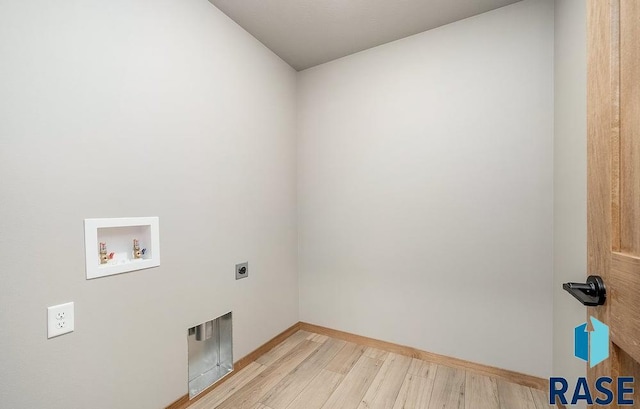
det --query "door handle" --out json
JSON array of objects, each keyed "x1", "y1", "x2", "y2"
[{"x1": 562, "y1": 275, "x2": 606, "y2": 306}]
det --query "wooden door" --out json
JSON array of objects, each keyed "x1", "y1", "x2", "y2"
[{"x1": 588, "y1": 0, "x2": 640, "y2": 407}]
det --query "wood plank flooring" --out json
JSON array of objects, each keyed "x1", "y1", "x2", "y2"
[{"x1": 189, "y1": 330, "x2": 552, "y2": 409}]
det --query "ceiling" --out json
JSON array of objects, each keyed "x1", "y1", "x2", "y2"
[{"x1": 208, "y1": 0, "x2": 522, "y2": 71}]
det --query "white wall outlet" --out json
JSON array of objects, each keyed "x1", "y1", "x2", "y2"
[{"x1": 47, "y1": 302, "x2": 74, "y2": 338}]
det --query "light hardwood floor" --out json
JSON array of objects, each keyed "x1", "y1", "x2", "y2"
[{"x1": 189, "y1": 330, "x2": 552, "y2": 409}]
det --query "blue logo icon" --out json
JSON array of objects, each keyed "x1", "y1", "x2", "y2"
[{"x1": 574, "y1": 316, "x2": 609, "y2": 368}]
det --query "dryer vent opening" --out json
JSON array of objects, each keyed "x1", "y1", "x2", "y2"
[{"x1": 187, "y1": 312, "x2": 233, "y2": 399}]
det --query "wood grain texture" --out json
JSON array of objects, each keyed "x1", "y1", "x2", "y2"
[
  {"x1": 465, "y1": 371, "x2": 498, "y2": 409},
  {"x1": 235, "y1": 324, "x2": 303, "y2": 370},
  {"x1": 165, "y1": 322, "x2": 302, "y2": 409},
  {"x1": 619, "y1": 0, "x2": 640, "y2": 255},
  {"x1": 613, "y1": 0, "x2": 640, "y2": 379},
  {"x1": 285, "y1": 369, "x2": 345, "y2": 409},
  {"x1": 587, "y1": 0, "x2": 615, "y2": 397},
  {"x1": 588, "y1": 1, "x2": 640, "y2": 405},
  {"x1": 529, "y1": 388, "x2": 552, "y2": 409},
  {"x1": 321, "y1": 355, "x2": 385, "y2": 409},
  {"x1": 214, "y1": 340, "x2": 321, "y2": 409},
  {"x1": 408, "y1": 359, "x2": 437, "y2": 379},
  {"x1": 364, "y1": 347, "x2": 390, "y2": 360},
  {"x1": 610, "y1": 253, "x2": 640, "y2": 364},
  {"x1": 392, "y1": 366, "x2": 437, "y2": 409},
  {"x1": 176, "y1": 330, "x2": 552, "y2": 409},
  {"x1": 427, "y1": 365, "x2": 465, "y2": 409},
  {"x1": 261, "y1": 337, "x2": 346, "y2": 409},
  {"x1": 614, "y1": 344, "x2": 640, "y2": 405},
  {"x1": 299, "y1": 322, "x2": 548, "y2": 391},
  {"x1": 357, "y1": 353, "x2": 412, "y2": 409},
  {"x1": 190, "y1": 362, "x2": 267, "y2": 409},
  {"x1": 256, "y1": 330, "x2": 310, "y2": 366},
  {"x1": 307, "y1": 333, "x2": 330, "y2": 343},
  {"x1": 611, "y1": 0, "x2": 622, "y2": 252},
  {"x1": 169, "y1": 324, "x2": 551, "y2": 409},
  {"x1": 496, "y1": 380, "x2": 536, "y2": 409},
  {"x1": 325, "y1": 341, "x2": 368, "y2": 375}
]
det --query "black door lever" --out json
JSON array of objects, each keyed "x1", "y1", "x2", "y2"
[{"x1": 563, "y1": 275, "x2": 606, "y2": 306}]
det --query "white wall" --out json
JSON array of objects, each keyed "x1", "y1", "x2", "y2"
[
  {"x1": 0, "y1": 1, "x2": 298, "y2": 408},
  {"x1": 297, "y1": 0, "x2": 554, "y2": 378},
  {"x1": 553, "y1": 0, "x2": 587, "y2": 402}
]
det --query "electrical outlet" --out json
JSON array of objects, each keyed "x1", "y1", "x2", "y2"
[
  {"x1": 47, "y1": 302, "x2": 74, "y2": 338},
  {"x1": 235, "y1": 262, "x2": 248, "y2": 280}
]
